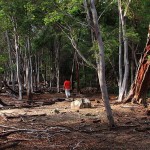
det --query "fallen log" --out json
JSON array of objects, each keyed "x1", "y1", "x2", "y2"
[
  {"x1": 0, "y1": 102, "x2": 54, "y2": 110},
  {"x1": 135, "y1": 127, "x2": 150, "y2": 132},
  {"x1": 0, "y1": 140, "x2": 22, "y2": 149},
  {"x1": 0, "y1": 125, "x2": 71, "y2": 136},
  {"x1": 42, "y1": 100, "x2": 55, "y2": 105},
  {"x1": 3, "y1": 113, "x2": 47, "y2": 119},
  {"x1": 0, "y1": 130, "x2": 26, "y2": 138}
]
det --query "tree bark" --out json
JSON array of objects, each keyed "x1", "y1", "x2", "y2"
[
  {"x1": 12, "y1": 17, "x2": 23, "y2": 100},
  {"x1": 55, "y1": 35, "x2": 60, "y2": 93},
  {"x1": 118, "y1": 0, "x2": 130, "y2": 102},
  {"x1": 90, "y1": 0, "x2": 115, "y2": 127},
  {"x1": 25, "y1": 36, "x2": 32, "y2": 102},
  {"x1": 118, "y1": 13, "x2": 123, "y2": 95},
  {"x1": 5, "y1": 30, "x2": 15, "y2": 90},
  {"x1": 75, "y1": 52, "x2": 80, "y2": 93}
]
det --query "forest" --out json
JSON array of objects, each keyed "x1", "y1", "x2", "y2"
[{"x1": 0, "y1": 0, "x2": 150, "y2": 149}]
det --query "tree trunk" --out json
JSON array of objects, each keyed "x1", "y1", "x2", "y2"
[
  {"x1": 55, "y1": 35, "x2": 60, "y2": 93},
  {"x1": 5, "y1": 30, "x2": 15, "y2": 90},
  {"x1": 75, "y1": 52, "x2": 80, "y2": 93},
  {"x1": 13, "y1": 19, "x2": 22, "y2": 100},
  {"x1": 0, "y1": 75, "x2": 3, "y2": 91},
  {"x1": 90, "y1": 0, "x2": 115, "y2": 127},
  {"x1": 118, "y1": 14, "x2": 123, "y2": 95},
  {"x1": 118, "y1": 0, "x2": 130, "y2": 102},
  {"x1": 37, "y1": 54, "x2": 40, "y2": 88},
  {"x1": 30, "y1": 55, "x2": 33, "y2": 93},
  {"x1": 129, "y1": 42, "x2": 138, "y2": 84},
  {"x1": 124, "y1": 25, "x2": 150, "y2": 107},
  {"x1": 26, "y1": 36, "x2": 32, "y2": 102}
]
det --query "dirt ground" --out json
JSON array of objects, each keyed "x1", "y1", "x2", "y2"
[{"x1": 0, "y1": 92, "x2": 150, "y2": 150}]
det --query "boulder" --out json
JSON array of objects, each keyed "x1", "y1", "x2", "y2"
[{"x1": 71, "y1": 98, "x2": 91, "y2": 109}]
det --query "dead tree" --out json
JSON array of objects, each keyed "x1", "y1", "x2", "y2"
[{"x1": 124, "y1": 25, "x2": 150, "y2": 106}]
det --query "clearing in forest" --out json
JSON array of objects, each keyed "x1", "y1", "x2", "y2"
[{"x1": 0, "y1": 93, "x2": 150, "y2": 150}]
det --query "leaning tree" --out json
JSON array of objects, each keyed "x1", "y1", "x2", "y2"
[{"x1": 124, "y1": 25, "x2": 150, "y2": 107}]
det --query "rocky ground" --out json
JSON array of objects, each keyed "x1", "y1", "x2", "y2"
[{"x1": 0, "y1": 93, "x2": 150, "y2": 150}]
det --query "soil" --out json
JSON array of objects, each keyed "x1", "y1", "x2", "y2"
[{"x1": 0, "y1": 92, "x2": 150, "y2": 150}]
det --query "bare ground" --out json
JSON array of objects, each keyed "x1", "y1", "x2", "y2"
[{"x1": 0, "y1": 93, "x2": 150, "y2": 150}]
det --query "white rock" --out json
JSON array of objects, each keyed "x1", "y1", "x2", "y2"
[{"x1": 71, "y1": 98, "x2": 91, "y2": 109}]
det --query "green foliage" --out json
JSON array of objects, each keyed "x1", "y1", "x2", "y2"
[
  {"x1": 0, "y1": 0, "x2": 149, "y2": 89},
  {"x1": 128, "y1": 0, "x2": 150, "y2": 48},
  {"x1": 108, "y1": 86, "x2": 119, "y2": 94},
  {"x1": 100, "y1": 25, "x2": 119, "y2": 62},
  {"x1": 79, "y1": 67, "x2": 96, "y2": 88},
  {"x1": 0, "y1": 67, "x2": 4, "y2": 73},
  {"x1": 147, "y1": 90, "x2": 150, "y2": 98},
  {"x1": 0, "y1": 8, "x2": 11, "y2": 30},
  {"x1": 126, "y1": 27, "x2": 140, "y2": 43},
  {"x1": 147, "y1": 55, "x2": 150, "y2": 61},
  {"x1": 0, "y1": 55, "x2": 7, "y2": 63},
  {"x1": 0, "y1": 54, "x2": 7, "y2": 73},
  {"x1": 44, "y1": 11, "x2": 63, "y2": 24}
]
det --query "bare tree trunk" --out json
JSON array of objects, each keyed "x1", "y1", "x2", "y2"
[
  {"x1": 130, "y1": 43, "x2": 135, "y2": 84},
  {"x1": 34, "y1": 53, "x2": 40, "y2": 91},
  {"x1": 30, "y1": 56, "x2": 33, "y2": 93},
  {"x1": 75, "y1": 52, "x2": 80, "y2": 93},
  {"x1": 0, "y1": 74, "x2": 3, "y2": 91},
  {"x1": 118, "y1": 0, "x2": 130, "y2": 102},
  {"x1": 129, "y1": 42, "x2": 138, "y2": 84},
  {"x1": 49, "y1": 49, "x2": 55, "y2": 89},
  {"x1": 13, "y1": 20, "x2": 22, "y2": 100},
  {"x1": 37, "y1": 54, "x2": 40, "y2": 88},
  {"x1": 26, "y1": 36, "x2": 32, "y2": 101},
  {"x1": 90, "y1": 0, "x2": 115, "y2": 127},
  {"x1": 55, "y1": 36, "x2": 60, "y2": 93},
  {"x1": 70, "y1": 52, "x2": 75, "y2": 90},
  {"x1": 118, "y1": 14, "x2": 123, "y2": 95},
  {"x1": 5, "y1": 30, "x2": 15, "y2": 90}
]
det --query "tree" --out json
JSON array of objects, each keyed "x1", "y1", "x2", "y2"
[
  {"x1": 89, "y1": 0, "x2": 115, "y2": 127},
  {"x1": 0, "y1": 0, "x2": 46, "y2": 100},
  {"x1": 117, "y1": 0, "x2": 131, "y2": 102},
  {"x1": 124, "y1": 25, "x2": 150, "y2": 107}
]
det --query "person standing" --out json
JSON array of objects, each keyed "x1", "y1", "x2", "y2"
[{"x1": 63, "y1": 79, "x2": 71, "y2": 98}]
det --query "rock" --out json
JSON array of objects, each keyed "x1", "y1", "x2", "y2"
[
  {"x1": 71, "y1": 98, "x2": 91, "y2": 109},
  {"x1": 52, "y1": 109, "x2": 60, "y2": 114}
]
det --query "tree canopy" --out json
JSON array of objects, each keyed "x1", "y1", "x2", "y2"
[{"x1": 0, "y1": 0, "x2": 149, "y2": 93}]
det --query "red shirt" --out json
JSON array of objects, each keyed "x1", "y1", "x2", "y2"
[{"x1": 64, "y1": 80, "x2": 71, "y2": 89}]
